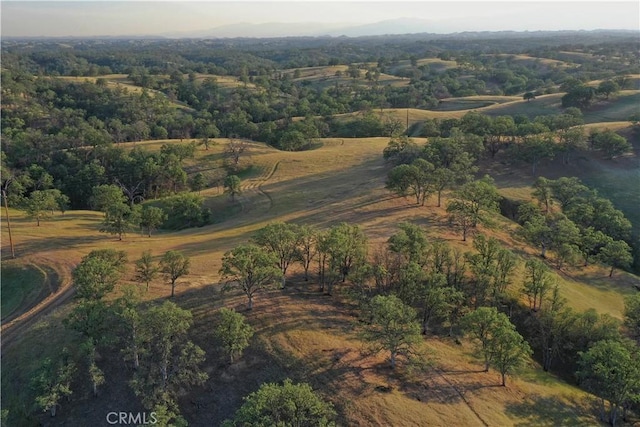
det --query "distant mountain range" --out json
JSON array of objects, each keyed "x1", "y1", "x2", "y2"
[
  {"x1": 4, "y1": 18, "x2": 636, "y2": 41},
  {"x1": 162, "y1": 18, "x2": 452, "y2": 38}
]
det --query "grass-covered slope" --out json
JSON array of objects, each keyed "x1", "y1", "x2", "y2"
[{"x1": 2, "y1": 135, "x2": 638, "y2": 426}]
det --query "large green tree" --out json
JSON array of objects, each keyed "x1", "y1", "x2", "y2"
[
  {"x1": 590, "y1": 129, "x2": 632, "y2": 159},
  {"x1": 252, "y1": 222, "x2": 302, "y2": 288},
  {"x1": 64, "y1": 250, "x2": 126, "y2": 396},
  {"x1": 386, "y1": 159, "x2": 435, "y2": 206},
  {"x1": 224, "y1": 175, "x2": 242, "y2": 201},
  {"x1": 461, "y1": 307, "x2": 509, "y2": 372},
  {"x1": 324, "y1": 223, "x2": 368, "y2": 289},
  {"x1": 223, "y1": 379, "x2": 336, "y2": 427},
  {"x1": 577, "y1": 340, "x2": 640, "y2": 426},
  {"x1": 513, "y1": 133, "x2": 556, "y2": 176},
  {"x1": 24, "y1": 189, "x2": 58, "y2": 226},
  {"x1": 135, "y1": 250, "x2": 158, "y2": 291},
  {"x1": 522, "y1": 259, "x2": 554, "y2": 312},
  {"x1": 99, "y1": 202, "x2": 133, "y2": 240},
  {"x1": 598, "y1": 240, "x2": 633, "y2": 277},
  {"x1": 297, "y1": 225, "x2": 318, "y2": 282},
  {"x1": 219, "y1": 244, "x2": 281, "y2": 310},
  {"x1": 31, "y1": 355, "x2": 76, "y2": 417},
  {"x1": 532, "y1": 285, "x2": 576, "y2": 372},
  {"x1": 90, "y1": 184, "x2": 127, "y2": 214},
  {"x1": 361, "y1": 295, "x2": 423, "y2": 369},
  {"x1": 465, "y1": 234, "x2": 517, "y2": 308},
  {"x1": 446, "y1": 176, "x2": 500, "y2": 241},
  {"x1": 138, "y1": 205, "x2": 167, "y2": 237},
  {"x1": 388, "y1": 222, "x2": 430, "y2": 266},
  {"x1": 213, "y1": 308, "x2": 254, "y2": 363},
  {"x1": 131, "y1": 301, "x2": 208, "y2": 414},
  {"x1": 491, "y1": 319, "x2": 532, "y2": 386}
]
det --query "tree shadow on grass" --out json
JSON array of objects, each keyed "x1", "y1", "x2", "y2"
[
  {"x1": 11, "y1": 234, "x2": 107, "y2": 258},
  {"x1": 172, "y1": 283, "x2": 367, "y2": 426},
  {"x1": 504, "y1": 395, "x2": 595, "y2": 427}
]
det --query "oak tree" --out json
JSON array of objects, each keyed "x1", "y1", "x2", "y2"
[
  {"x1": 160, "y1": 250, "x2": 190, "y2": 297},
  {"x1": 220, "y1": 244, "x2": 280, "y2": 310},
  {"x1": 213, "y1": 308, "x2": 254, "y2": 363},
  {"x1": 361, "y1": 295, "x2": 422, "y2": 369}
]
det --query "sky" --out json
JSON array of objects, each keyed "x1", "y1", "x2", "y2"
[{"x1": 1, "y1": 1, "x2": 639, "y2": 38}]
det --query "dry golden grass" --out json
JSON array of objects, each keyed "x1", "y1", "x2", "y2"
[
  {"x1": 490, "y1": 54, "x2": 574, "y2": 69},
  {"x1": 284, "y1": 65, "x2": 348, "y2": 79},
  {"x1": 586, "y1": 74, "x2": 640, "y2": 87},
  {"x1": 184, "y1": 283, "x2": 598, "y2": 426},
  {"x1": 3, "y1": 135, "x2": 633, "y2": 312},
  {"x1": 3, "y1": 134, "x2": 636, "y2": 426},
  {"x1": 282, "y1": 64, "x2": 410, "y2": 89},
  {"x1": 582, "y1": 121, "x2": 634, "y2": 131},
  {"x1": 52, "y1": 75, "x2": 146, "y2": 94},
  {"x1": 192, "y1": 73, "x2": 259, "y2": 90}
]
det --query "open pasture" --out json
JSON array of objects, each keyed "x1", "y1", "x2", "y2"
[{"x1": 2, "y1": 135, "x2": 637, "y2": 426}]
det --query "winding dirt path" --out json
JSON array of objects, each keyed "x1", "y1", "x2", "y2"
[
  {"x1": 256, "y1": 160, "x2": 279, "y2": 211},
  {"x1": 237, "y1": 160, "x2": 280, "y2": 213},
  {"x1": 1, "y1": 257, "x2": 76, "y2": 350}
]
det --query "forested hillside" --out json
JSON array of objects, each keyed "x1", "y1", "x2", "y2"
[{"x1": 2, "y1": 31, "x2": 640, "y2": 427}]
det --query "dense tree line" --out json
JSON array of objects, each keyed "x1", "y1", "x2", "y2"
[{"x1": 513, "y1": 176, "x2": 633, "y2": 273}]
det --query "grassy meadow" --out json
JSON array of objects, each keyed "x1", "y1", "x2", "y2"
[
  {"x1": 1, "y1": 261, "x2": 47, "y2": 322},
  {"x1": 3, "y1": 128, "x2": 639, "y2": 425}
]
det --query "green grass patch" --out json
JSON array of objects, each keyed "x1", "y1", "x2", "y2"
[
  {"x1": 582, "y1": 92, "x2": 640, "y2": 123},
  {"x1": 578, "y1": 159, "x2": 640, "y2": 237},
  {"x1": 234, "y1": 164, "x2": 260, "y2": 180},
  {"x1": 1, "y1": 262, "x2": 47, "y2": 321},
  {"x1": 206, "y1": 196, "x2": 243, "y2": 223},
  {"x1": 432, "y1": 100, "x2": 495, "y2": 111}
]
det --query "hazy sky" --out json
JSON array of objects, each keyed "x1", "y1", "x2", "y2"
[{"x1": 2, "y1": 1, "x2": 639, "y2": 37}]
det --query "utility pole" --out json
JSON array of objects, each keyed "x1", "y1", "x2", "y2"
[
  {"x1": 2, "y1": 189, "x2": 15, "y2": 258},
  {"x1": 406, "y1": 108, "x2": 409, "y2": 132}
]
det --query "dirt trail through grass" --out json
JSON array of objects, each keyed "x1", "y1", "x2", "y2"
[
  {"x1": 237, "y1": 159, "x2": 280, "y2": 213},
  {"x1": 1, "y1": 256, "x2": 75, "y2": 349}
]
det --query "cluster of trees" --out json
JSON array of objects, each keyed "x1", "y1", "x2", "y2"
[
  {"x1": 222, "y1": 379, "x2": 336, "y2": 426},
  {"x1": 4, "y1": 32, "x2": 637, "y2": 78},
  {"x1": 2, "y1": 74, "x2": 211, "y2": 145},
  {"x1": 218, "y1": 220, "x2": 531, "y2": 384},
  {"x1": 385, "y1": 130, "x2": 481, "y2": 207},
  {"x1": 29, "y1": 241, "x2": 342, "y2": 425},
  {"x1": 561, "y1": 78, "x2": 622, "y2": 110},
  {"x1": 218, "y1": 222, "x2": 368, "y2": 309},
  {"x1": 383, "y1": 133, "x2": 507, "y2": 242},
  {"x1": 517, "y1": 176, "x2": 633, "y2": 274},
  {"x1": 3, "y1": 138, "x2": 195, "y2": 206},
  {"x1": 381, "y1": 119, "x2": 635, "y2": 271},
  {"x1": 328, "y1": 223, "x2": 550, "y2": 387},
  {"x1": 518, "y1": 289, "x2": 640, "y2": 426},
  {"x1": 2, "y1": 141, "x2": 251, "y2": 236},
  {"x1": 412, "y1": 110, "x2": 631, "y2": 167},
  {"x1": 31, "y1": 248, "x2": 262, "y2": 423},
  {"x1": 29, "y1": 218, "x2": 640, "y2": 424}
]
